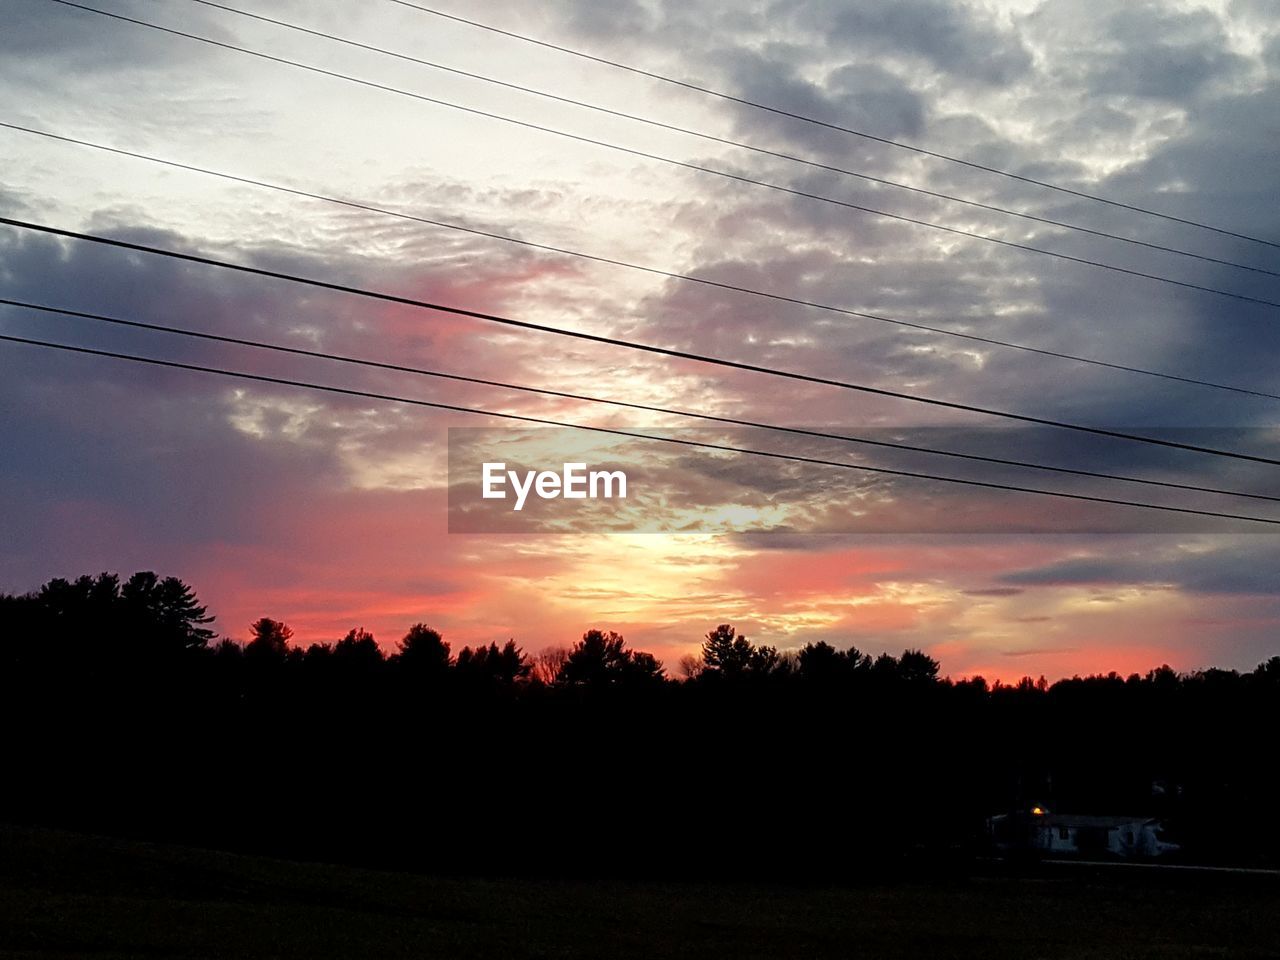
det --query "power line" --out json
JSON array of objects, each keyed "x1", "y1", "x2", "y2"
[
  {"x1": 8, "y1": 121, "x2": 1277, "y2": 404},
  {"x1": 183, "y1": 0, "x2": 1278, "y2": 281},
  {"x1": 46, "y1": 0, "x2": 1280, "y2": 313},
  {"x1": 8, "y1": 295, "x2": 1276, "y2": 505},
  {"x1": 4, "y1": 215, "x2": 1279, "y2": 468},
  {"x1": 386, "y1": 0, "x2": 1280, "y2": 252},
  {"x1": 2, "y1": 330, "x2": 1277, "y2": 527}
]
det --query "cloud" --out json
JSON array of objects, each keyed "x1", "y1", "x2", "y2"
[
  {"x1": 0, "y1": 0, "x2": 216, "y2": 72},
  {"x1": 705, "y1": 47, "x2": 926, "y2": 156},
  {"x1": 1002, "y1": 644, "x2": 1072, "y2": 657},
  {"x1": 564, "y1": 0, "x2": 655, "y2": 40},
  {"x1": 1000, "y1": 540, "x2": 1280, "y2": 596},
  {"x1": 1066, "y1": 3, "x2": 1247, "y2": 102},
  {"x1": 3, "y1": 0, "x2": 1280, "y2": 682},
  {"x1": 781, "y1": 0, "x2": 1032, "y2": 86}
]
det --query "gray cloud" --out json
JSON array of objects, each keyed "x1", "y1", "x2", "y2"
[
  {"x1": 1027, "y1": 2, "x2": 1247, "y2": 103},
  {"x1": 1002, "y1": 643, "x2": 1070, "y2": 656},
  {"x1": 780, "y1": 0, "x2": 1032, "y2": 85},
  {"x1": 1001, "y1": 540, "x2": 1280, "y2": 595},
  {"x1": 1267, "y1": 36, "x2": 1280, "y2": 74},
  {"x1": 1092, "y1": 4, "x2": 1246, "y2": 101},
  {"x1": 0, "y1": 0, "x2": 232, "y2": 73},
  {"x1": 707, "y1": 47, "x2": 926, "y2": 157},
  {"x1": 565, "y1": 0, "x2": 655, "y2": 40}
]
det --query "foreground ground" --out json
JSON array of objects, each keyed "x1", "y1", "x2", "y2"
[{"x1": 2, "y1": 824, "x2": 1278, "y2": 959}]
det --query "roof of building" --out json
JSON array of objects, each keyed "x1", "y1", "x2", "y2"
[{"x1": 1037, "y1": 814, "x2": 1156, "y2": 829}]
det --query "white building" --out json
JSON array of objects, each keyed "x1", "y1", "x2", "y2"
[{"x1": 988, "y1": 809, "x2": 1180, "y2": 858}]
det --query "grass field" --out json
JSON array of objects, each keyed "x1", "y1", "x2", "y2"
[{"x1": 2, "y1": 824, "x2": 1278, "y2": 959}]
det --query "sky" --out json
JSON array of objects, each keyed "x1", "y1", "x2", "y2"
[{"x1": 2, "y1": 0, "x2": 1279, "y2": 681}]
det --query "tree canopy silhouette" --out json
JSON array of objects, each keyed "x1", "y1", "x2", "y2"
[
  {"x1": 120, "y1": 571, "x2": 215, "y2": 652},
  {"x1": 699, "y1": 623, "x2": 782, "y2": 679},
  {"x1": 246, "y1": 617, "x2": 292, "y2": 661},
  {"x1": 334, "y1": 628, "x2": 383, "y2": 669},
  {"x1": 797, "y1": 640, "x2": 870, "y2": 683},
  {"x1": 454, "y1": 640, "x2": 530, "y2": 687},
  {"x1": 558, "y1": 629, "x2": 666, "y2": 687},
  {"x1": 396, "y1": 623, "x2": 451, "y2": 679},
  {"x1": 4, "y1": 569, "x2": 1280, "y2": 875}
]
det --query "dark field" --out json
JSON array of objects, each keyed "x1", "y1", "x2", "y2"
[{"x1": 2, "y1": 825, "x2": 1279, "y2": 959}]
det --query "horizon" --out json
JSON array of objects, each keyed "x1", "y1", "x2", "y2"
[{"x1": 6, "y1": 565, "x2": 1277, "y2": 686}]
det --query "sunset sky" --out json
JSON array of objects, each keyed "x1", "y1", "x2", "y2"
[{"x1": 2, "y1": 0, "x2": 1279, "y2": 681}]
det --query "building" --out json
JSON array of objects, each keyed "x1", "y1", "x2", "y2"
[{"x1": 988, "y1": 808, "x2": 1180, "y2": 859}]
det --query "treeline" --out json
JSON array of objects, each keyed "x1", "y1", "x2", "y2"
[
  {"x1": 3, "y1": 571, "x2": 1279, "y2": 875},
  {"x1": 0, "y1": 571, "x2": 961, "y2": 696}
]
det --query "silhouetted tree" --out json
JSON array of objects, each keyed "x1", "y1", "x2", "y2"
[
  {"x1": 532, "y1": 645, "x2": 569, "y2": 685},
  {"x1": 700, "y1": 624, "x2": 783, "y2": 679},
  {"x1": 120, "y1": 571, "x2": 215, "y2": 652},
  {"x1": 700, "y1": 623, "x2": 754, "y2": 677},
  {"x1": 558, "y1": 630, "x2": 665, "y2": 687},
  {"x1": 334, "y1": 628, "x2": 383, "y2": 669},
  {"x1": 454, "y1": 639, "x2": 530, "y2": 687},
  {"x1": 898, "y1": 649, "x2": 941, "y2": 684},
  {"x1": 559, "y1": 629, "x2": 626, "y2": 685},
  {"x1": 797, "y1": 641, "x2": 869, "y2": 683},
  {"x1": 751, "y1": 644, "x2": 783, "y2": 676},
  {"x1": 871, "y1": 652, "x2": 900, "y2": 679},
  {"x1": 1146, "y1": 664, "x2": 1180, "y2": 692},
  {"x1": 677, "y1": 653, "x2": 704, "y2": 680},
  {"x1": 396, "y1": 623, "x2": 451, "y2": 680},
  {"x1": 246, "y1": 617, "x2": 292, "y2": 662},
  {"x1": 797, "y1": 640, "x2": 840, "y2": 678},
  {"x1": 39, "y1": 572, "x2": 121, "y2": 616},
  {"x1": 1253, "y1": 656, "x2": 1280, "y2": 688},
  {"x1": 34, "y1": 573, "x2": 122, "y2": 664},
  {"x1": 304, "y1": 642, "x2": 334, "y2": 664},
  {"x1": 627, "y1": 650, "x2": 667, "y2": 684},
  {"x1": 493, "y1": 640, "x2": 532, "y2": 684}
]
